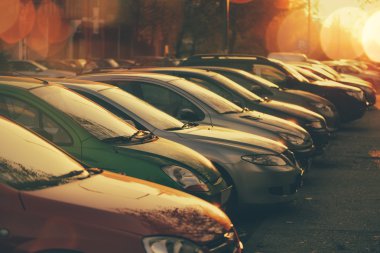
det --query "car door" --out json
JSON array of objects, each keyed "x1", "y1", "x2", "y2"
[
  {"x1": 0, "y1": 93, "x2": 83, "y2": 160},
  {"x1": 0, "y1": 184, "x2": 26, "y2": 252},
  {"x1": 109, "y1": 80, "x2": 213, "y2": 125}
]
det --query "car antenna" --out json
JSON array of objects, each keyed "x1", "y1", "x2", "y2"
[{"x1": 11, "y1": 71, "x2": 50, "y2": 85}]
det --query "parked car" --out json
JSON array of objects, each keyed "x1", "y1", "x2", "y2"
[
  {"x1": 0, "y1": 116, "x2": 243, "y2": 253},
  {"x1": 128, "y1": 67, "x2": 330, "y2": 154},
  {"x1": 50, "y1": 77, "x2": 304, "y2": 206},
  {"x1": 77, "y1": 72, "x2": 315, "y2": 168},
  {"x1": 0, "y1": 76, "x2": 230, "y2": 206},
  {"x1": 188, "y1": 66, "x2": 340, "y2": 131},
  {"x1": 8, "y1": 60, "x2": 76, "y2": 77},
  {"x1": 324, "y1": 60, "x2": 380, "y2": 92},
  {"x1": 181, "y1": 54, "x2": 367, "y2": 123},
  {"x1": 36, "y1": 59, "x2": 82, "y2": 74},
  {"x1": 292, "y1": 62, "x2": 377, "y2": 106}
]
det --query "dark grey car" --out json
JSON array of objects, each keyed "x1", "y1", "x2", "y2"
[{"x1": 78, "y1": 72, "x2": 315, "y2": 167}]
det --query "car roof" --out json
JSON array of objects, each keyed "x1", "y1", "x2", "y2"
[
  {"x1": 46, "y1": 78, "x2": 115, "y2": 92},
  {"x1": 80, "y1": 71, "x2": 182, "y2": 82},
  {"x1": 186, "y1": 54, "x2": 265, "y2": 60},
  {"x1": 0, "y1": 76, "x2": 47, "y2": 90},
  {"x1": 129, "y1": 67, "x2": 218, "y2": 77}
]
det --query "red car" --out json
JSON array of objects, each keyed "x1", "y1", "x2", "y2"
[{"x1": 0, "y1": 117, "x2": 243, "y2": 253}]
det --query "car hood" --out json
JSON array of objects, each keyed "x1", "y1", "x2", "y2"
[
  {"x1": 311, "y1": 80, "x2": 361, "y2": 92},
  {"x1": 116, "y1": 137, "x2": 220, "y2": 182},
  {"x1": 283, "y1": 89, "x2": 333, "y2": 103},
  {"x1": 262, "y1": 100, "x2": 324, "y2": 122},
  {"x1": 21, "y1": 172, "x2": 231, "y2": 243},
  {"x1": 224, "y1": 110, "x2": 308, "y2": 139},
  {"x1": 338, "y1": 76, "x2": 374, "y2": 88},
  {"x1": 173, "y1": 125, "x2": 287, "y2": 154}
]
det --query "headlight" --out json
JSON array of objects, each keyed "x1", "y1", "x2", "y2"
[
  {"x1": 305, "y1": 120, "x2": 323, "y2": 129},
  {"x1": 278, "y1": 132, "x2": 305, "y2": 146},
  {"x1": 346, "y1": 90, "x2": 365, "y2": 101},
  {"x1": 162, "y1": 165, "x2": 209, "y2": 192},
  {"x1": 143, "y1": 236, "x2": 204, "y2": 253},
  {"x1": 241, "y1": 154, "x2": 287, "y2": 166},
  {"x1": 311, "y1": 103, "x2": 334, "y2": 117}
]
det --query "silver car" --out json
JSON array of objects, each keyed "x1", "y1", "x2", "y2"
[{"x1": 51, "y1": 78, "x2": 303, "y2": 206}]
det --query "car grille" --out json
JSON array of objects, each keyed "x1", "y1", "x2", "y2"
[
  {"x1": 205, "y1": 227, "x2": 242, "y2": 253},
  {"x1": 269, "y1": 174, "x2": 302, "y2": 196}
]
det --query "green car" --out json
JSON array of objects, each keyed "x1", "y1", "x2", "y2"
[{"x1": 0, "y1": 76, "x2": 231, "y2": 206}]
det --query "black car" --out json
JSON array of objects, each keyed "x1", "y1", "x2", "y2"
[
  {"x1": 128, "y1": 67, "x2": 330, "y2": 154},
  {"x1": 181, "y1": 54, "x2": 367, "y2": 123},
  {"x1": 183, "y1": 66, "x2": 340, "y2": 132},
  {"x1": 292, "y1": 62, "x2": 377, "y2": 106}
]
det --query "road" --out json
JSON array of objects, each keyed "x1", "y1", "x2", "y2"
[{"x1": 234, "y1": 101, "x2": 380, "y2": 253}]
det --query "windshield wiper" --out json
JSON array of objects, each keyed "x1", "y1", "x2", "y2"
[
  {"x1": 165, "y1": 122, "x2": 199, "y2": 131},
  {"x1": 56, "y1": 170, "x2": 89, "y2": 180},
  {"x1": 103, "y1": 135, "x2": 133, "y2": 143},
  {"x1": 103, "y1": 130, "x2": 156, "y2": 143},
  {"x1": 221, "y1": 110, "x2": 240, "y2": 114}
]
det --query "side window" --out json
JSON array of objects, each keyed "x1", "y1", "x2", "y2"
[
  {"x1": 186, "y1": 77, "x2": 235, "y2": 101},
  {"x1": 114, "y1": 81, "x2": 205, "y2": 122},
  {"x1": 220, "y1": 72, "x2": 272, "y2": 96},
  {"x1": 252, "y1": 64, "x2": 287, "y2": 84},
  {"x1": 75, "y1": 90, "x2": 146, "y2": 130},
  {"x1": 10, "y1": 62, "x2": 37, "y2": 71},
  {"x1": 0, "y1": 95, "x2": 72, "y2": 146}
]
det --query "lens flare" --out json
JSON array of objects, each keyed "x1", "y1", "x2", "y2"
[
  {"x1": 362, "y1": 11, "x2": 380, "y2": 62},
  {"x1": 266, "y1": 10, "x2": 319, "y2": 54},
  {"x1": 320, "y1": 7, "x2": 367, "y2": 60}
]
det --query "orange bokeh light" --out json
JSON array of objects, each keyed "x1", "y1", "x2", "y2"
[
  {"x1": 362, "y1": 11, "x2": 380, "y2": 63},
  {"x1": 320, "y1": 7, "x2": 366, "y2": 60},
  {"x1": 266, "y1": 10, "x2": 319, "y2": 54},
  {"x1": 0, "y1": 0, "x2": 35, "y2": 44},
  {"x1": 0, "y1": 0, "x2": 20, "y2": 34}
]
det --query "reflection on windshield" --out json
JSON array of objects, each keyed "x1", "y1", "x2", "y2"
[
  {"x1": 31, "y1": 86, "x2": 137, "y2": 140},
  {"x1": 293, "y1": 66, "x2": 324, "y2": 82},
  {"x1": 101, "y1": 88, "x2": 184, "y2": 130},
  {"x1": 212, "y1": 74, "x2": 264, "y2": 102},
  {"x1": 277, "y1": 61, "x2": 310, "y2": 83},
  {"x1": 170, "y1": 79, "x2": 242, "y2": 114},
  {"x1": 0, "y1": 118, "x2": 88, "y2": 190}
]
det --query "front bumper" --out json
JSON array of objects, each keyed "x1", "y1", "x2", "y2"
[
  {"x1": 307, "y1": 128, "x2": 330, "y2": 155},
  {"x1": 228, "y1": 161, "x2": 303, "y2": 205},
  {"x1": 334, "y1": 96, "x2": 367, "y2": 123}
]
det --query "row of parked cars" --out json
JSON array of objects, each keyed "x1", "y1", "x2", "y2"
[{"x1": 1, "y1": 53, "x2": 377, "y2": 253}]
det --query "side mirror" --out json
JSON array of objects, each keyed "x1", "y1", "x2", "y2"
[
  {"x1": 125, "y1": 119, "x2": 136, "y2": 128},
  {"x1": 35, "y1": 67, "x2": 42, "y2": 72},
  {"x1": 177, "y1": 108, "x2": 199, "y2": 122}
]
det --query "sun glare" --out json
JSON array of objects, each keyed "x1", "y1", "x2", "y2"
[
  {"x1": 320, "y1": 7, "x2": 367, "y2": 60},
  {"x1": 362, "y1": 11, "x2": 380, "y2": 62}
]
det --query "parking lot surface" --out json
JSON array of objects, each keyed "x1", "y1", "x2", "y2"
[{"x1": 235, "y1": 99, "x2": 380, "y2": 253}]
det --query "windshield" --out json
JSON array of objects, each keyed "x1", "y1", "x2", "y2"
[
  {"x1": 0, "y1": 118, "x2": 88, "y2": 191},
  {"x1": 220, "y1": 69, "x2": 279, "y2": 89},
  {"x1": 31, "y1": 60, "x2": 49, "y2": 71},
  {"x1": 292, "y1": 66, "x2": 324, "y2": 81},
  {"x1": 169, "y1": 79, "x2": 243, "y2": 114},
  {"x1": 100, "y1": 88, "x2": 184, "y2": 130},
  {"x1": 211, "y1": 74, "x2": 264, "y2": 101},
  {"x1": 31, "y1": 86, "x2": 137, "y2": 141},
  {"x1": 276, "y1": 61, "x2": 310, "y2": 83}
]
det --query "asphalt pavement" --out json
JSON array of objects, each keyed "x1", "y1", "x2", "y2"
[{"x1": 234, "y1": 99, "x2": 380, "y2": 253}]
